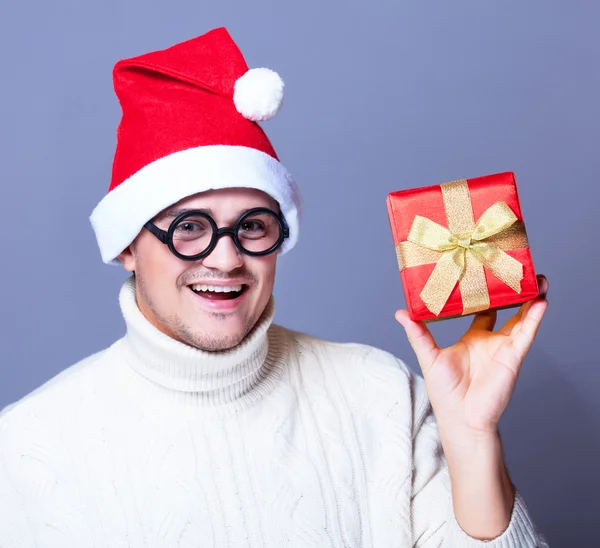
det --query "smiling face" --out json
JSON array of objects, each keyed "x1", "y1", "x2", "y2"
[{"x1": 117, "y1": 187, "x2": 281, "y2": 351}]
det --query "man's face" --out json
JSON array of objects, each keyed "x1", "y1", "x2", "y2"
[{"x1": 118, "y1": 187, "x2": 280, "y2": 351}]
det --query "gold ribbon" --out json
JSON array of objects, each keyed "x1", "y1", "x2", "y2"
[{"x1": 395, "y1": 179, "x2": 529, "y2": 316}]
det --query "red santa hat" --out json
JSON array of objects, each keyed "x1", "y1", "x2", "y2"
[{"x1": 90, "y1": 27, "x2": 301, "y2": 264}]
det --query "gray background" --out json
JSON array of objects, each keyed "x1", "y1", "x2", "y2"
[{"x1": 1, "y1": 1, "x2": 598, "y2": 545}]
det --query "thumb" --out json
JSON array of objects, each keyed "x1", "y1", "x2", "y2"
[{"x1": 395, "y1": 309, "x2": 440, "y2": 374}]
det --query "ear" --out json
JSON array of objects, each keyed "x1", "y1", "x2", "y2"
[{"x1": 117, "y1": 245, "x2": 136, "y2": 272}]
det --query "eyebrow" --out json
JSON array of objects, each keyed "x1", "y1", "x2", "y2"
[
  {"x1": 156, "y1": 207, "x2": 214, "y2": 220},
  {"x1": 154, "y1": 207, "x2": 263, "y2": 222}
]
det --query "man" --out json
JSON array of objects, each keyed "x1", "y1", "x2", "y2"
[{"x1": 0, "y1": 28, "x2": 550, "y2": 546}]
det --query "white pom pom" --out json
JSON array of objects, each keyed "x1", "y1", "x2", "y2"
[{"x1": 233, "y1": 67, "x2": 284, "y2": 122}]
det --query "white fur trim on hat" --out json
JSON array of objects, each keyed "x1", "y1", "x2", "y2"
[
  {"x1": 233, "y1": 68, "x2": 284, "y2": 122},
  {"x1": 90, "y1": 145, "x2": 301, "y2": 265}
]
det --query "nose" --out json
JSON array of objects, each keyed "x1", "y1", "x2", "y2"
[{"x1": 200, "y1": 232, "x2": 244, "y2": 272}]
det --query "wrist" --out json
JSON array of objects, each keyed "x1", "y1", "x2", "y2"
[
  {"x1": 436, "y1": 422, "x2": 501, "y2": 465},
  {"x1": 442, "y1": 428, "x2": 506, "y2": 480},
  {"x1": 441, "y1": 431, "x2": 516, "y2": 540}
]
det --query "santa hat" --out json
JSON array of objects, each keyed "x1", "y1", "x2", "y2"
[{"x1": 90, "y1": 27, "x2": 301, "y2": 265}]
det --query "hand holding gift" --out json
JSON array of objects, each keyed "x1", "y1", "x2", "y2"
[
  {"x1": 395, "y1": 272, "x2": 549, "y2": 439},
  {"x1": 389, "y1": 172, "x2": 550, "y2": 539}
]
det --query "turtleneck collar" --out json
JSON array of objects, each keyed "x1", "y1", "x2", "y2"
[{"x1": 118, "y1": 276, "x2": 285, "y2": 409}]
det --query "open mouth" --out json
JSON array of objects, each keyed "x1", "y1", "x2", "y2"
[{"x1": 189, "y1": 284, "x2": 248, "y2": 301}]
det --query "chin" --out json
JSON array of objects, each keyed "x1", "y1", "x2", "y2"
[
  {"x1": 181, "y1": 322, "x2": 248, "y2": 352},
  {"x1": 197, "y1": 333, "x2": 245, "y2": 352}
]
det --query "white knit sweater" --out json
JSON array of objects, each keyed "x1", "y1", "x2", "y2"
[{"x1": 0, "y1": 278, "x2": 547, "y2": 547}]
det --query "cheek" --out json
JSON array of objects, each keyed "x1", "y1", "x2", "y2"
[
  {"x1": 252, "y1": 256, "x2": 277, "y2": 289},
  {"x1": 135, "y1": 239, "x2": 187, "y2": 294}
]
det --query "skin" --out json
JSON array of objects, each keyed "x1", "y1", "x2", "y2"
[
  {"x1": 121, "y1": 185, "x2": 549, "y2": 540},
  {"x1": 118, "y1": 187, "x2": 280, "y2": 351}
]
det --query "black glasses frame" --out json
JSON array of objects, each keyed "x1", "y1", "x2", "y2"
[{"x1": 144, "y1": 207, "x2": 290, "y2": 261}]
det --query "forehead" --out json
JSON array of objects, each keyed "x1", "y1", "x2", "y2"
[{"x1": 156, "y1": 187, "x2": 280, "y2": 220}]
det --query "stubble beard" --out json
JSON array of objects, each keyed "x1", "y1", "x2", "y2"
[{"x1": 169, "y1": 308, "x2": 259, "y2": 351}]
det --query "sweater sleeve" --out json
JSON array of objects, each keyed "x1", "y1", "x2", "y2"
[
  {"x1": 407, "y1": 368, "x2": 549, "y2": 548},
  {"x1": 0, "y1": 453, "x2": 34, "y2": 548}
]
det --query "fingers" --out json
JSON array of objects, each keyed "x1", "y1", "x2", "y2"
[
  {"x1": 509, "y1": 296, "x2": 549, "y2": 359},
  {"x1": 499, "y1": 274, "x2": 549, "y2": 336},
  {"x1": 537, "y1": 274, "x2": 549, "y2": 298},
  {"x1": 469, "y1": 308, "x2": 497, "y2": 332},
  {"x1": 498, "y1": 302, "x2": 529, "y2": 336},
  {"x1": 495, "y1": 277, "x2": 549, "y2": 366},
  {"x1": 395, "y1": 309, "x2": 441, "y2": 373}
]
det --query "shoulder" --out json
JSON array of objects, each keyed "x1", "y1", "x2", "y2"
[
  {"x1": 282, "y1": 324, "x2": 411, "y2": 379},
  {"x1": 277, "y1": 325, "x2": 430, "y2": 416},
  {"x1": 0, "y1": 345, "x2": 112, "y2": 436}
]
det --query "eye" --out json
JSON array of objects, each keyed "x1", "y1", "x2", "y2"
[
  {"x1": 179, "y1": 222, "x2": 200, "y2": 232},
  {"x1": 173, "y1": 217, "x2": 211, "y2": 240},
  {"x1": 238, "y1": 218, "x2": 268, "y2": 241},
  {"x1": 241, "y1": 220, "x2": 265, "y2": 232}
]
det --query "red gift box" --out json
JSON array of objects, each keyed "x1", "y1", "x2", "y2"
[{"x1": 387, "y1": 172, "x2": 539, "y2": 323}]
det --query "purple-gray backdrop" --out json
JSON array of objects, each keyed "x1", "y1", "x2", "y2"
[{"x1": 1, "y1": 1, "x2": 598, "y2": 545}]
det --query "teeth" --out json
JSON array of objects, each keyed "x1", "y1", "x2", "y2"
[{"x1": 191, "y1": 284, "x2": 243, "y2": 293}]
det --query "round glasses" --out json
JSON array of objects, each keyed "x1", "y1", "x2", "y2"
[{"x1": 144, "y1": 207, "x2": 290, "y2": 261}]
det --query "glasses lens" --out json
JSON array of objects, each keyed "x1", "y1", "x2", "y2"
[
  {"x1": 237, "y1": 211, "x2": 282, "y2": 253},
  {"x1": 171, "y1": 214, "x2": 214, "y2": 257}
]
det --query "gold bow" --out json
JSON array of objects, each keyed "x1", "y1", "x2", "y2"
[{"x1": 395, "y1": 179, "x2": 529, "y2": 316}]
